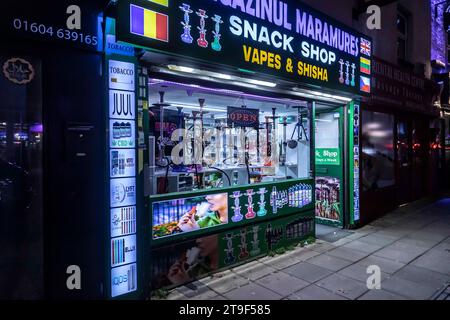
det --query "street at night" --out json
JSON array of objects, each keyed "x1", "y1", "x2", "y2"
[{"x1": 1, "y1": 0, "x2": 450, "y2": 312}]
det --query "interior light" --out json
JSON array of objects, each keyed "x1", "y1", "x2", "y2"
[
  {"x1": 247, "y1": 79, "x2": 277, "y2": 88},
  {"x1": 214, "y1": 73, "x2": 233, "y2": 80},
  {"x1": 169, "y1": 103, "x2": 224, "y2": 113},
  {"x1": 167, "y1": 65, "x2": 195, "y2": 73}
]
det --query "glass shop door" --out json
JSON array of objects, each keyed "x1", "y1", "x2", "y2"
[
  {"x1": 314, "y1": 107, "x2": 344, "y2": 227},
  {"x1": 0, "y1": 53, "x2": 44, "y2": 299}
]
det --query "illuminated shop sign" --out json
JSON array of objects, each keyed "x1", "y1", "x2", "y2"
[
  {"x1": 111, "y1": 263, "x2": 137, "y2": 297},
  {"x1": 110, "y1": 177, "x2": 137, "y2": 208},
  {"x1": 227, "y1": 106, "x2": 259, "y2": 128},
  {"x1": 117, "y1": 0, "x2": 372, "y2": 95},
  {"x1": 111, "y1": 206, "x2": 137, "y2": 238},
  {"x1": 110, "y1": 149, "x2": 136, "y2": 178},
  {"x1": 111, "y1": 234, "x2": 137, "y2": 267},
  {"x1": 109, "y1": 60, "x2": 135, "y2": 91},
  {"x1": 110, "y1": 119, "x2": 136, "y2": 148}
]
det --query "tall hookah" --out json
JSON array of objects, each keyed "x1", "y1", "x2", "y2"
[{"x1": 152, "y1": 91, "x2": 171, "y2": 166}]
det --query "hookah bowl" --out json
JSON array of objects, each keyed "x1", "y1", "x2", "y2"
[
  {"x1": 257, "y1": 187, "x2": 268, "y2": 217},
  {"x1": 230, "y1": 191, "x2": 243, "y2": 222},
  {"x1": 245, "y1": 189, "x2": 256, "y2": 220},
  {"x1": 179, "y1": 3, "x2": 194, "y2": 44}
]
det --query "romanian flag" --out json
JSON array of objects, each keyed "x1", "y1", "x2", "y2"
[
  {"x1": 360, "y1": 76, "x2": 371, "y2": 93},
  {"x1": 360, "y1": 57, "x2": 371, "y2": 75},
  {"x1": 130, "y1": 4, "x2": 169, "y2": 42},
  {"x1": 147, "y1": 0, "x2": 168, "y2": 6}
]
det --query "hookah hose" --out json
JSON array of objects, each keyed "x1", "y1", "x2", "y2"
[
  {"x1": 244, "y1": 152, "x2": 251, "y2": 184},
  {"x1": 155, "y1": 157, "x2": 171, "y2": 193},
  {"x1": 209, "y1": 166, "x2": 231, "y2": 186}
]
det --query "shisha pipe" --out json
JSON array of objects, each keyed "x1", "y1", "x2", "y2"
[
  {"x1": 264, "y1": 108, "x2": 279, "y2": 167},
  {"x1": 280, "y1": 116, "x2": 288, "y2": 167},
  {"x1": 152, "y1": 91, "x2": 171, "y2": 166},
  {"x1": 288, "y1": 106, "x2": 309, "y2": 149}
]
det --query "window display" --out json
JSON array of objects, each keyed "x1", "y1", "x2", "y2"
[{"x1": 148, "y1": 80, "x2": 312, "y2": 197}]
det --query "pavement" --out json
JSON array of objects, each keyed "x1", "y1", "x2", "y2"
[{"x1": 162, "y1": 195, "x2": 450, "y2": 300}]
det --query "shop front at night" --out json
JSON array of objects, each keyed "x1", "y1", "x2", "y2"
[
  {"x1": 105, "y1": 0, "x2": 375, "y2": 298},
  {"x1": 360, "y1": 57, "x2": 441, "y2": 226}
]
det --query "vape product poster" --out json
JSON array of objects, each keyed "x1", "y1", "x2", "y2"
[
  {"x1": 111, "y1": 206, "x2": 136, "y2": 238},
  {"x1": 111, "y1": 234, "x2": 137, "y2": 267},
  {"x1": 110, "y1": 149, "x2": 136, "y2": 178},
  {"x1": 109, "y1": 90, "x2": 135, "y2": 120},
  {"x1": 111, "y1": 263, "x2": 137, "y2": 298},
  {"x1": 315, "y1": 177, "x2": 341, "y2": 221},
  {"x1": 110, "y1": 177, "x2": 136, "y2": 208},
  {"x1": 110, "y1": 119, "x2": 136, "y2": 148}
]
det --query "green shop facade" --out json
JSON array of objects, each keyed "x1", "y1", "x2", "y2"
[{"x1": 107, "y1": 0, "x2": 373, "y2": 299}]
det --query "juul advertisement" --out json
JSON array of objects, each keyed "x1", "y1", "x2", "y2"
[{"x1": 117, "y1": 0, "x2": 372, "y2": 95}]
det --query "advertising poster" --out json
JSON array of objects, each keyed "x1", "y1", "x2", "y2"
[
  {"x1": 151, "y1": 179, "x2": 314, "y2": 243},
  {"x1": 111, "y1": 206, "x2": 137, "y2": 238},
  {"x1": 315, "y1": 148, "x2": 340, "y2": 166},
  {"x1": 109, "y1": 60, "x2": 135, "y2": 91},
  {"x1": 150, "y1": 234, "x2": 219, "y2": 289},
  {"x1": 149, "y1": 214, "x2": 314, "y2": 290},
  {"x1": 110, "y1": 149, "x2": 136, "y2": 178},
  {"x1": 110, "y1": 119, "x2": 136, "y2": 149},
  {"x1": 110, "y1": 177, "x2": 137, "y2": 208},
  {"x1": 111, "y1": 234, "x2": 137, "y2": 267},
  {"x1": 315, "y1": 177, "x2": 341, "y2": 221},
  {"x1": 111, "y1": 263, "x2": 137, "y2": 298},
  {"x1": 152, "y1": 193, "x2": 229, "y2": 239},
  {"x1": 109, "y1": 89, "x2": 136, "y2": 120}
]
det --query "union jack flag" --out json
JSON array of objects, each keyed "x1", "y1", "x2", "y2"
[{"x1": 360, "y1": 38, "x2": 371, "y2": 56}]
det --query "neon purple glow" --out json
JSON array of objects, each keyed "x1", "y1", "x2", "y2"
[
  {"x1": 148, "y1": 78, "x2": 306, "y2": 105},
  {"x1": 431, "y1": 0, "x2": 447, "y2": 64},
  {"x1": 30, "y1": 124, "x2": 43, "y2": 133}
]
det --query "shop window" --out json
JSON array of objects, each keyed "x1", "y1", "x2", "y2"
[
  {"x1": 397, "y1": 10, "x2": 409, "y2": 62},
  {"x1": 148, "y1": 81, "x2": 313, "y2": 240},
  {"x1": 361, "y1": 111, "x2": 395, "y2": 191}
]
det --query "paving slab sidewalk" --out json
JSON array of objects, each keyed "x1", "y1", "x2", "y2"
[{"x1": 163, "y1": 196, "x2": 450, "y2": 300}]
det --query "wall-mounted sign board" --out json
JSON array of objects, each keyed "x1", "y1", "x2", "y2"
[{"x1": 117, "y1": 0, "x2": 372, "y2": 95}]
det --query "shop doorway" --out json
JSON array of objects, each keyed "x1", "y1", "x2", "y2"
[
  {"x1": 314, "y1": 106, "x2": 345, "y2": 228},
  {"x1": 396, "y1": 119, "x2": 412, "y2": 205},
  {"x1": 411, "y1": 120, "x2": 428, "y2": 200}
]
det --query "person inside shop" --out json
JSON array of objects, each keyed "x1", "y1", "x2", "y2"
[
  {"x1": 177, "y1": 193, "x2": 228, "y2": 231},
  {"x1": 166, "y1": 234, "x2": 219, "y2": 286}
]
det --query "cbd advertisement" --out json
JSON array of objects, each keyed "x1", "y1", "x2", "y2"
[
  {"x1": 149, "y1": 214, "x2": 314, "y2": 290},
  {"x1": 117, "y1": 0, "x2": 372, "y2": 95},
  {"x1": 151, "y1": 179, "x2": 314, "y2": 244}
]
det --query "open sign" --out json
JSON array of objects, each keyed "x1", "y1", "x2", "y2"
[{"x1": 227, "y1": 106, "x2": 259, "y2": 129}]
